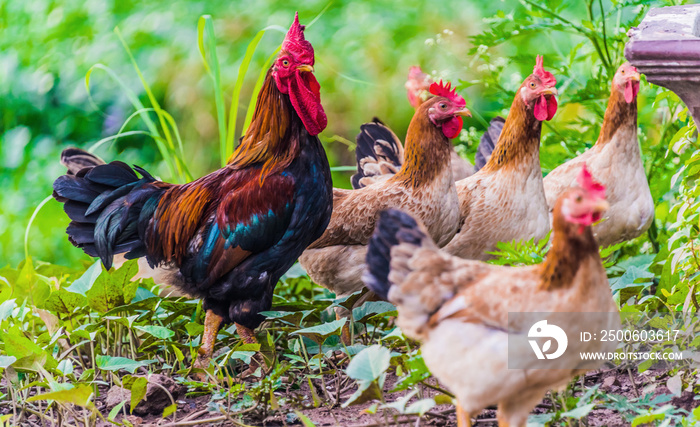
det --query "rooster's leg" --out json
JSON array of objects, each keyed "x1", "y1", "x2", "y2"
[
  {"x1": 456, "y1": 403, "x2": 472, "y2": 427},
  {"x1": 235, "y1": 322, "x2": 258, "y2": 344},
  {"x1": 193, "y1": 310, "x2": 224, "y2": 377},
  {"x1": 235, "y1": 323, "x2": 268, "y2": 377}
]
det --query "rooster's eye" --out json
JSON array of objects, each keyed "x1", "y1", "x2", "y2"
[
  {"x1": 439, "y1": 103, "x2": 447, "y2": 110},
  {"x1": 282, "y1": 59, "x2": 290, "y2": 67}
]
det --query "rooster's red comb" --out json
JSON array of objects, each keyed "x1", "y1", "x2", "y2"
[
  {"x1": 429, "y1": 80, "x2": 466, "y2": 109},
  {"x1": 282, "y1": 12, "x2": 314, "y2": 65},
  {"x1": 577, "y1": 164, "x2": 605, "y2": 200},
  {"x1": 533, "y1": 55, "x2": 556, "y2": 87}
]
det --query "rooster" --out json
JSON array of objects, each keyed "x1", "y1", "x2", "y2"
[
  {"x1": 52, "y1": 13, "x2": 333, "y2": 372},
  {"x1": 364, "y1": 165, "x2": 619, "y2": 427},
  {"x1": 541, "y1": 63, "x2": 652, "y2": 247},
  {"x1": 351, "y1": 66, "x2": 474, "y2": 189},
  {"x1": 443, "y1": 56, "x2": 557, "y2": 260},
  {"x1": 299, "y1": 81, "x2": 469, "y2": 339}
]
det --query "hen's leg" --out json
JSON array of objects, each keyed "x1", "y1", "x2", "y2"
[
  {"x1": 456, "y1": 404, "x2": 472, "y2": 427},
  {"x1": 193, "y1": 310, "x2": 224, "y2": 378}
]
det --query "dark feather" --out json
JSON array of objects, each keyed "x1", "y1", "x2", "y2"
[
  {"x1": 364, "y1": 209, "x2": 424, "y2": 301},
  {"x1": 64, "y1": 201, "x2": 98, "y2": 224},
  {"x1": 80, "y1": 244, "x2": 99, "y2": 257},
  {"x1": 85, "y1": 181, "x2": 140, "y2": 216},
  {"x1": 66, "y1": 222, "x2": 96, "y2": 245},
  {"x1": 53, "y1": 176, "x2": 103, "y2": 204},
  {"x1": 351, "y1": 118, "x2": 404, "y2": 189},
  {"x1": 53, "y1": 159, "x2": 165, "y2": 270},
  {"x1": 475, "y1": 116, "x2": 505, "y2": 171},
  {"x1": 85, "y1": 161, "x2": 139, "y2": 187}
]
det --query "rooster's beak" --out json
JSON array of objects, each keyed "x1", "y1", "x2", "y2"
[
  {"x1": 455, "y1": 109, "x2": 472, "y2": 118},
  {"x1": 629, "y1": 73, "x2": 641, "y2": 82},
  {"x1": 540, "y1": 87, "x2": 558, "y2": 96},
  {"x1": 297, "y1": 64, "x2": 314, "y2": 73},
  {"x1": 592, "y1": 199, "x2": 609, "y2": 214}
]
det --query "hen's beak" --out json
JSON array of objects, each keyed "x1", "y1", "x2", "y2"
[
  {"x1": 297, "y1": 64, "x2": 314, "y2": 73},
  {"x1": 592, "y1": 199, "x2": 610, "y2": 214},
  {"x1": 455, "y1": 109, "x2": 472, "y2": 118},
  {"x1": 540, "y1": 87, "x2": 558, "y2": 97},
  {"x1": 628, "y1": 73, "x2": 641, "y2": 82}
]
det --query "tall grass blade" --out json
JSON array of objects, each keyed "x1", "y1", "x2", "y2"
[
  {"x1": 85, "y1": 64, "x2": 178, "y2": 181},
  {"x1": 158, "y1": 110, "x2": 193, "y2": 180},
  {"x1": 24, "y1": 196, "x2": 53, "y2": 260},
  {"x1": 225, "y1": 25, "x2": 285, "y2": 162},
  {"x1": 198, "y1": 16, "x2": 228, "y2": 168},
  {"x1": 88, "y1": 130, "x2": 154, "y2": 154},
  {"x1": 88, "y1": 107, "x2": 156, "y2": 153},
  {"x1": 114, "y1": 27, "x2": 188, "y2": 182},
  {"x1": 306, "y1": 1, "x2": 333, "y2": 28}
]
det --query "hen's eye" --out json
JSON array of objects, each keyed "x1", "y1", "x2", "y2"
[
  {"x1": 529, "y1": 82, "x2": 536, "y2": 88},
  {"x1": 575, "y1": 195, "x2": 583, "y2": 203},
  {"x1": 621, "y1": 70, "x2": 625, "y2": 74},
  {"x1": 439, "y1": 103, "x2": 447, "y2": 110},
  {"x1": 282, "y1": 59, "x2": 290, "y2": 67}
]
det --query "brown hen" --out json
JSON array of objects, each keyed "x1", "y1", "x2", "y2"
[
  {"x1": 443, "y1": 56, "x2": 558, "y2": 260},
  {"x1": 364, "y1": 165, "x2": 619, "y2": 427},
  {"x1": 300, "y1": 81, "x2": 470, "y2": 336}
]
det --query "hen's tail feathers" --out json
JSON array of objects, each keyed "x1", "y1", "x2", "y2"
[
  {"x1": 475, "y1": 116, "x2": 505, "y2": 171},
  {"x1": 351, "y1": 118, "x2": 404, "y2": 189},
  {"x1": 363, "y1": 209, "x2": 430, "y2": 301},
  {"x1": 53, "y1": 161, "x2": 167, "y2": 269},
  {"x1": 60, "y1": 148, "x2": 106, "y2": 175}
]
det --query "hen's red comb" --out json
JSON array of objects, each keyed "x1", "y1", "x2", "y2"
[
  {"x1": 577, "y1": 164, "x2": 605, "y2": 200},
  {"x1": 429, "y1": 80, "x2": 466, "y2": 108},
  {"x1": 282, "y1": 12, "x2": 314, "y2": 64},
  {"x1": 533, "y1": 55, "x2": 556, "y2": 87}
]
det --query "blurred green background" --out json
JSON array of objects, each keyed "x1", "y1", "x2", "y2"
[{"x1": 0, "y1": 0, "x2": 688, "y2": 267}]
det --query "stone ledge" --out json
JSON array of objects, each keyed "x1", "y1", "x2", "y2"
[{"x1": 625, "y1": 4, "x2": 700, "y2": 122}]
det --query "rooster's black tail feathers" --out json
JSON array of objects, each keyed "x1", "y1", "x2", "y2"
[{"x1": 53, "y1": 150, "x2": 166, "y2": 269}]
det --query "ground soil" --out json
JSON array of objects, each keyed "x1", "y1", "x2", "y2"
[
  {"x1": 91, "y1": 366, "x2": 698, "y2": 426},
  {"x1": 3, "y1": 365, "x2": 695, "y2": 426}
]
